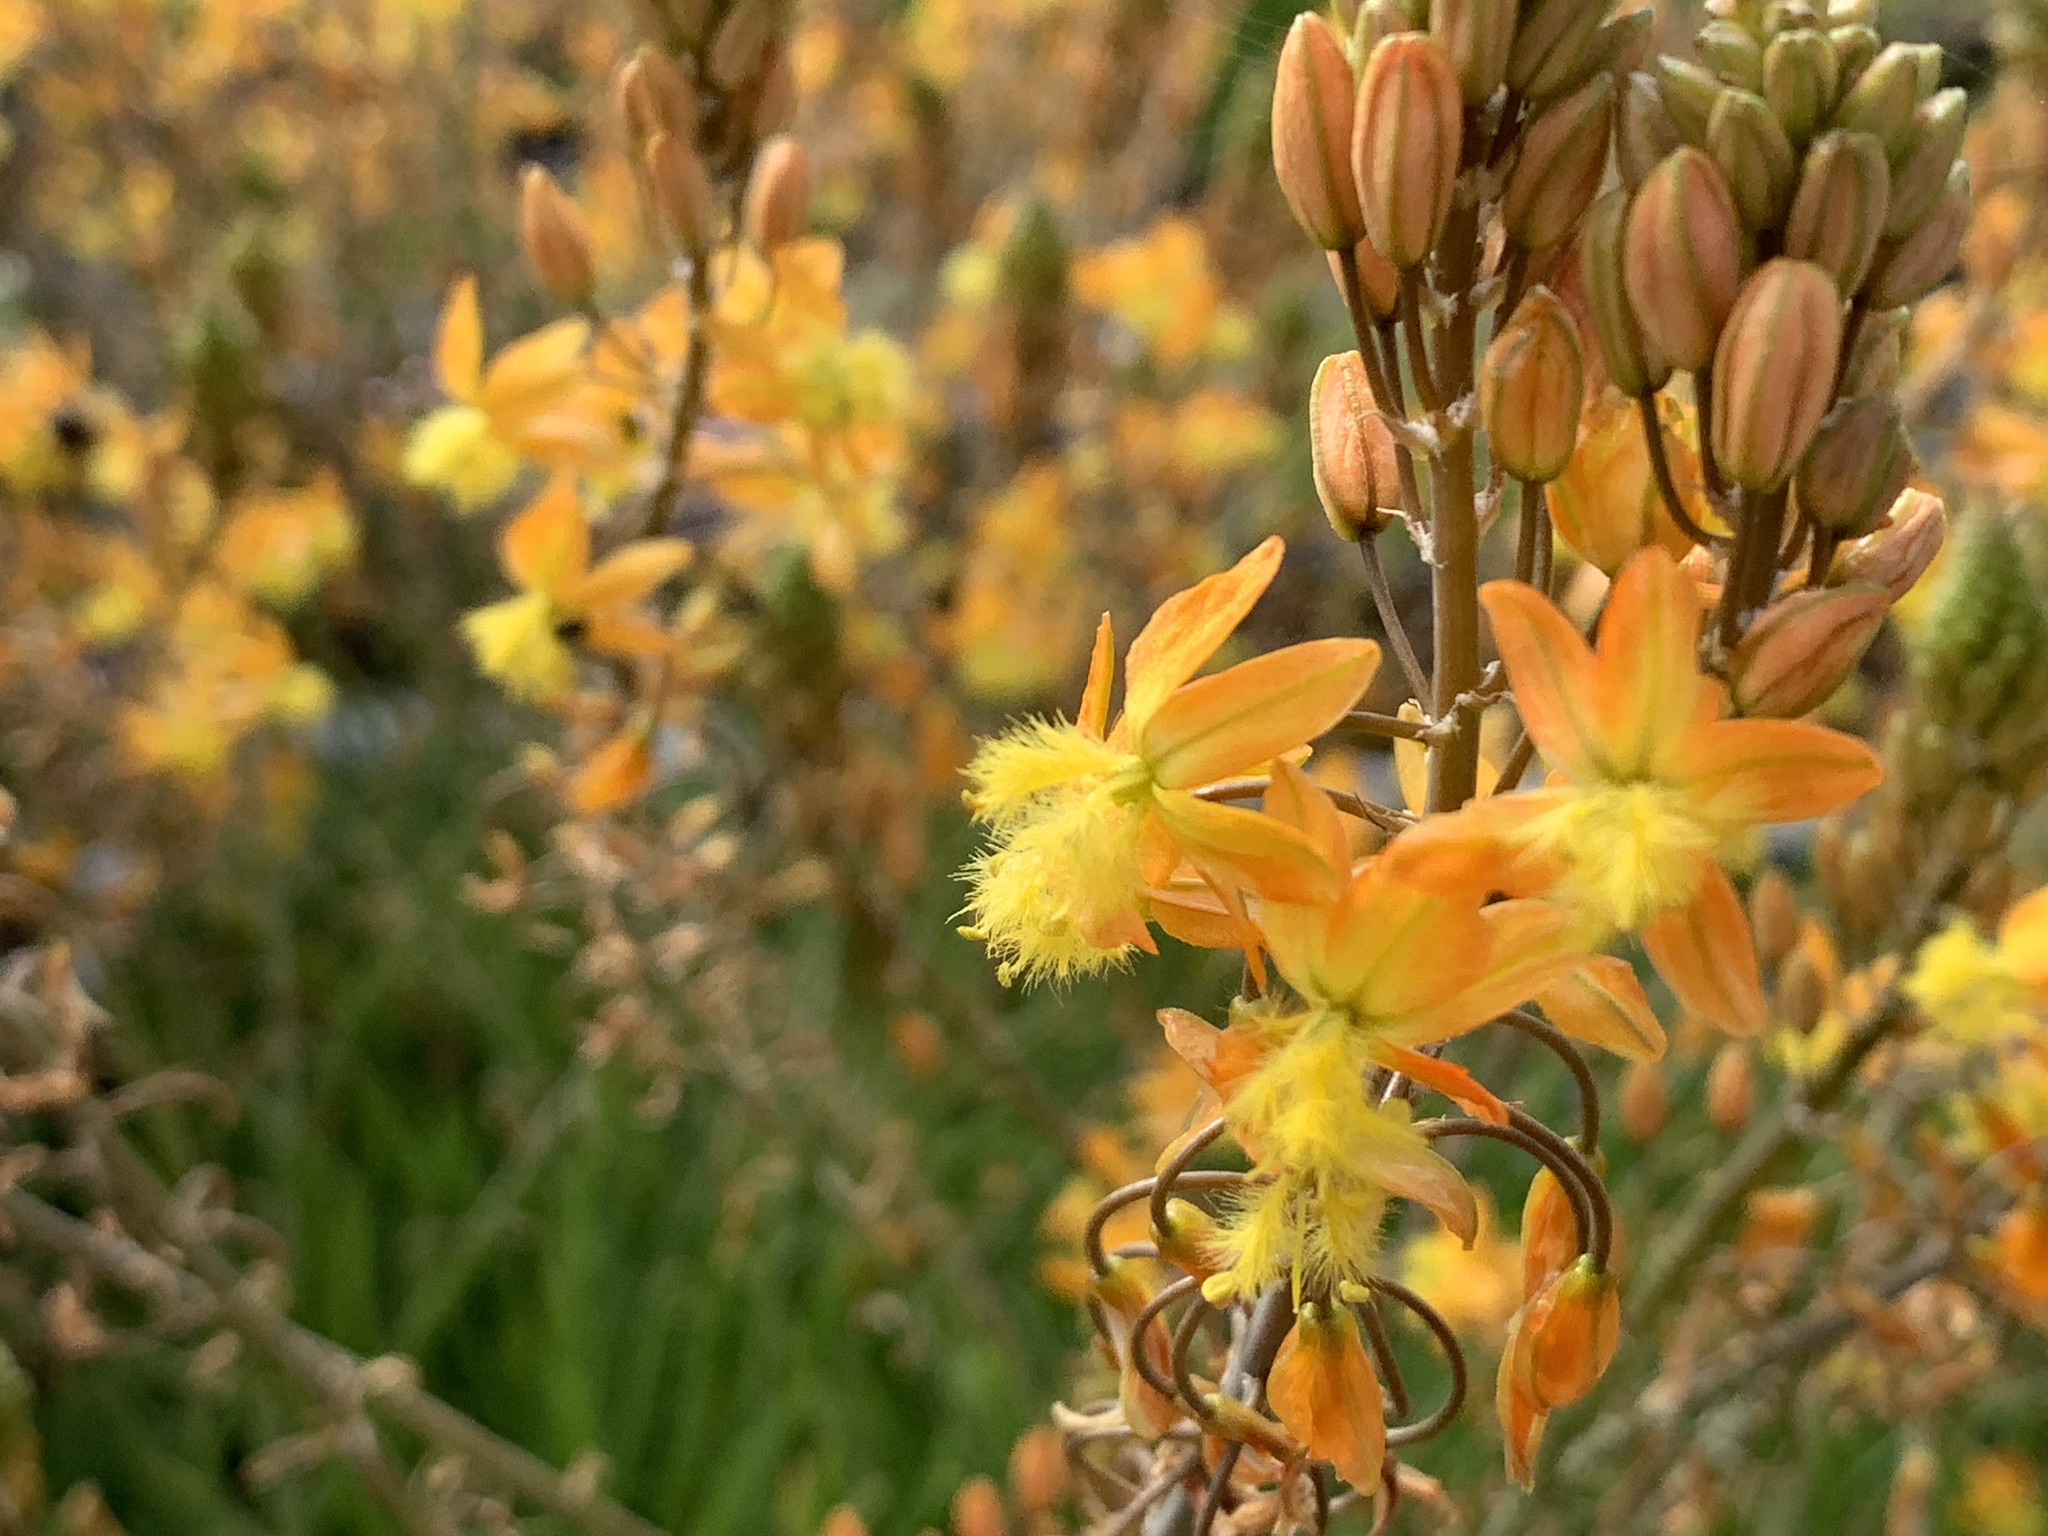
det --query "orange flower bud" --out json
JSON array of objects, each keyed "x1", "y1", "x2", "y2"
[
  {"x1": 1842, "y1": 305, "x2": 1908, "y2": 395},
  {"x1": 1795, "y1": 392, "x2": 1912, "y2": 536},
  {"x1": 1705, "y1": 1042, "x2": 1755, "y2": 1134},
  {"x1": 1783, "y1": 131, "x2": 1891, "y2": 297},
  {"x1": 1506, "y1": 0, "x2": 1606, "y2": 102},
  {"x1": 1709, "y1": 259, "x2": 1843, "y2": 492},
  {"x1": 1582, "y1": 8, "x2": 1654, "y2": 83},
  {"x1": 1311, "y1": 351, "x2": 1401, "y2": 539},
  {"x1": 1738, "y1": 1185, "x2": 1820, "y2": 1258},
  {"x1": 753, "y1": 48, "x2": 798, "y2": 135},
  {"x1": 1696, "y1": 21, "x2": 1761, "y2": 92},
  {"x1": 744, "y1": 134, "x2": 810, "y2": 251},
  {"x1": 1865, "y1": 161, "x2": 1968, "y2": 310},
  {"x1": 1327, "y1": 235, "x2": 1402, "y2": 320},
  {"x1": 1495, "y1": 1312, "x2": 1547, "y2": 1489},
  {"x1": 1549, "y1": 389, "x2": 1702, "y2": 573},
  {"x1": 1268, "y1": 1304, "x2": 1386, "y2": 1492},
  {"x1": 1761, "y1": 28, "x2": 1837, "y2": 147},
  {"x1": 1481, "y1": 288, "x2": 1583, "y2": 483},
  {"x1": 1885, "y1": 89, "x2": 1967, "y2": 239},
  {"x1": 1987, "y1": 1197, "x2": 2048, "y2": 1305},
  {"x1": 1152, "y1": 1197, "x2": 1224, "y2": 1281},
  {"x1": 1617, "y1": 72, "x2": 1679, "y2": 191},
  {"x1": 617, "y1": 58, "x2": 660, "y2": 145},
  {"x1": 519, "y1": 166, "x2": 597, "y2": 303},
  {"x1": 1625, "y1": 147, "x2": 1743, "y2": 372},
  {"x1": 1706, "y1": 88, "x2": 1797, "y2": 231},
  {"x1": 709, "y1": 0, "x2": 774, "y2": 89},
  {"x1": 1273, "y1": 14, "x2": 1368, "y2": 251},
  {"x1": 1730, "y1": 583, "x2": 1888, "y2": 717},
  {"x1": 1619, "y1": 1059, "x2": 1667, "y2": 1142},
  {"x1": 1830, "y1": 487, "x2": 1945, "y2": 602},
  {"x1": 1833, "y1": 41, "x2": 1922, "y2": 158},
  {"x1": 1429, "y1": 0, "x2": 1516, "y2": 105},
  {"x1": 647, "y1": 132, "x2": 718, "y2": 259},
  {"x1": 1655, "y1": 55, "x2": 1723, "y2": 145},
  {"x1": 1351, "y1": 33, "x2": 1464, "y2": 270},
  {"x1": 1009, "y1": 1427, "x2": 1068, "y2": 1514},
  {"x1": 951, "y1": 1477, "x2": 1006, "y2": 1536},
  {"x1": 623, "y1": 45, "x2": 697, "y2": 142},
  {"x1": 1503, "y1": 76, "x2": 1614, "y2": 252},
  {"x1": 1521, "y1": 1258, "x2": 1620, "y2": 1409},
  {"x1": 1520, "y1": 1163, "x2": 1579, "y2": 1296},
  {"x1": 1580, "y1": 190, "x2": 1671, "y2": 399},
  {"x1": 1749, "y1": 870, "x2": 1801, "y2": 971}
]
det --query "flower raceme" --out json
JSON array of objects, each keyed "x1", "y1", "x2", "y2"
[
  {"x1": 958, "y1": 537, "x2": 1380, "y2": 986},
  {"x1": 1384, "y1": 547, "x2": 1883, "y2": 1035}
]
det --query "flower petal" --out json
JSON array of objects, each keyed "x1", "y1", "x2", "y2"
[
  {"x1": 1389, "y1": 899, "x2": 1585, "y2": 1047},
  {"x1": 499, "y1": 478, "x2": 589, "y2": 595},
  {"x1": 436, "y1": 275, "x2": 484, "y2": 402},
  {"x1": 1268, "y1": 1310, "x2": 1386, "y2": 1493},
  {"x1": 1640, "y1": 864, "x2": 1768, "y2": 1036},
  {"x1": 1369, "y1": 1042, "x2": 1508, "y2": 1126},
  {"x1": 2001, "y1": 886, "x2": 2048, "y2": 993},
  {"x1": 1377, "y1": 789, "x2": 1568, "y2": 897},
  {"x1": 1480, "y1": 579, "x2": 1605, "y2": 780},
  {"x1": 1366, "y1": 1118, "x2": 1479, "y2": 1243},
  {"x1": 1142, "y1": 639, "x2": 1380, "y2": 790},
  {"x1": 1535, "y1": 956, "x2": 1668, "y2": 1061},
  {"x1": 1157, "y1": 1008, "x2": 1271, "y2": 1100},
  {"x1": 1592, "y1": 547, "x2": 1706, "y2": 777},
  {"x1": 1121, "y1": 536, "x2": 1284, "y2": 736},
  {"x1": 1672, "y1": 717, "x2": 1884, "y2": 825},
  {"x1": 1150, "y1": 789, "x2": 1345, "y2": 906},
  {"x1": 1264, "y1": 757, "x2": 1353, "y2": 876},
  {"x1": 481, "y1": 317, "x2": 594, "y2": 422},
  {"x1": 573, "y1": 538, "x2": 694, "y2": 612},
  {"x1": 1078, "y1": 613, "x2": 1115, "y2": 740}
]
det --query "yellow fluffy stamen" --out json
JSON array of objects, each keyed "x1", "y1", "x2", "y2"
[{"x1": 1524, "y1": 780, "x2": 1725, "y2": 932}]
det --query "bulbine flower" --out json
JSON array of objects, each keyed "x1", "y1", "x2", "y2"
[
  {"x1": 1385, "y1": 547, "x2": 1883, "y2": 1034},
  {"x1": 958, "y1": 537, "x2": 1378, "y2": 986}
]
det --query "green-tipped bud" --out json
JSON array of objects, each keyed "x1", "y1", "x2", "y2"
[
  {"x1": 1866, "y1": 161, "x2": 1969, "y2": 309},
  {"x1": 1699, "y1": 21, "x2": 1764, "y2": 91},
  {"x1": 1906, "y1": 42, "x2": 1944, "y2": 101},
  {"x1": 1827, "y1": 25, "x2": 1879, "y2": 92},
  {"x1": 1154, "y1": 1198, "x2": 1224, "y2": 1281},
  {"x1": 1618, "y1": 72, "x2": 1680, "y2": 190},
  {"x1": 1761, "y1": 0, "x2": 1819, "y2": 30},
  {"x1": 1731, "y1": 584, "x2": 1890, "y2": 717},
  {"x1": 1311, "y1": 350, "x2": 1402, "y2": 538},
  {"x1": 1657, "y1": 56, "x2": 1724, "y2": 145},
  {"x1": 1762, "y1": 28, "x2": 1838, "y2": 145},
  {"x1": 1352, "y1": 33, "x2": 1465, "y2": 268},
  {"x1": 1884, "y1": 88, "x2": 1968, "y2": 239},
  {"x1": 1783, "y1": 130, "x2": 1889, "y2": 296},
  {"x1": 1582, "y1": 188, "x2": 1672, "y2": 398},
  {"x1": 1842, "y1": 305, "x2": 1908, "y2": 395},
  {"x1": 1708, "y1": 88, "x2": 1798, "y2": 230},
  {"x1": 1796, "y1": 392, "x2": 1913, "y2": 536},
  {"x1": 1911, "y1": 511, "x2": 2048, "y2": 776},
  {"x1": 1575, "y1": 8, "x2": 1656, "y2": 84},
  {"x1": 1626, "y1": 146, "x2": 1745, "y2": 372},
  {"x1": 1430, "y1": 0, "x2": 1517, "y2": 105},
  {"x1": 1711, "y1": 259, "x2": 1843, "y2": 491},
  {"x1": 1272, "y1": 14, "x2": 1369, "y2": 250},
  {"x1": 1481, "y1": 287, "x2": 1585, "y2": 482},
  {"x1": 1354, "y1": 0, "x2": 1426, "y2": 57},
  {"x1": 1506, "y1": 0, "x2": 1607, "y2": 100},
  {"x1": 1833, "y1": 42, "x2": 1922, "y2": 157},
  {"x1": 1503, "y1": 76, "x2": 1615, "y2": 251}
]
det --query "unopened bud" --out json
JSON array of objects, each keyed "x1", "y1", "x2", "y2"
[
  {"x1": 1353, "y1": 0, "x2": 1424, "y2": 56},
  {"x1": 1619, "y1": 1060, "x2": 1667, "y2": 1142},
  {"x1": 1826, "y1": 25, "x2": 1878, "y2": 93},
  {"x1": 1273, "y1": 14, "x2": 1369, "y2": 250},
  {"x1": 1581, "y1": 189, "x2": 1671, "y2": 398},
  {"x1": 518, "y1": 166, "x2": 596, "y2": 303},
  {"x1": 753, "y1": 48, "x2": 798, "y2": 135},
  {"x1": 1796, "y1": 392, "x2": 1911, "y2": 536},
  {"x1": 1504, "y1": 77, "x2": 1614, "y2": 251},
  {"x1": 647, "y1": 132, "x2": 717, "y2": 258},
  {"x1": 1351, "y1": 33, "x2": 1464, "y2": 269},
  {"x1": 1311, "y1": 351, "x2": 1401, "y2": 539},
  {"x1": 1884, "y1": 88, "x2": 1968, "y2": 239},
  {"x1": 617, "y1": 59, "x2": 660, "y2": 145},
  {"x1": 1617, "y1": 73, "x2": 1679, "y2": 190},
  {"x1": 1776, "y1": 949, "x2": 1826, "y2": 1034},
  {"x1": 1625, "y1": 147, "x2": 1744, "y2": 372},
  {"x1": 1697, "y1": 21, "x2": 1763, "y2": 91},
  {"x1": 1842, "y1": 305, "x2": 1907, "y2": 394},
  {"x1": 1523, "y1": 1258, "x2": 1621, "y2": 1408},
  {"x1": 1507, "y1": 0, "x2": 1607, "y2": 101},
  {"x1": 1749, "y1": 870, "x2": 1801, "y2": 971},
  {"x1": 1709, "y1": 259, "x2": 1842, "y2": 492},
  {"x1": 1732, "y1": 584, "x2": 1888, "y2": 716},
  {"x1": 1154, "y1": 1197, "x2": 1223, "y2": 1281},
  {"x1": 1329, "y1": 235, "x2": 1403, "y2": 320},
  {"x1": 1762, "y1": 28, "x2": 1838, "y2": 146},
  {"x1": 1865, "y1": 161, "x2": 1967, "y2": 309},
  {"x1": 1429, "y1": 0, "x2": 1516, "y2": 105},
  {"x1": 1521, "y1": 1163, "x2": 1580, "y2": 1295},
  {"x1": 1833, "y1": 41, "x2": 1921, "y2": 157},
  {"x1": 708, "y1": 0, "x2": 775, "y2": 90},
  {"x1": 1705, "y1": 1043, "x2": 1754, "y2": 1133},
  {"x1": 743, "y1": 134, "x2": 810, "y2": 250},
  {"x1": 1740, "y1": 1186, "x2": 1821, "y2": 1255},
  {"x1": 1481, "y1": 288, "x2": 1584, "y2": 482},
  {"x1": 1707, "y1": 89, "x2": 1797, "y2": 230},
  {"x1": 626, "y1": 46, "x2": 696, "y2": 141},
  {"x1": 1831, "y1": 488, "x2": 1945, "y2": 601},
  {"x1": 1783, "y1": 131, "x2": 1890, "y2": 296},
  {"x1": 1572, "y1": 8, "x2": 1655, "y2": 86},
  {"x1": 1656, "y1": 56, "x2": 1723, "y2": 145}
]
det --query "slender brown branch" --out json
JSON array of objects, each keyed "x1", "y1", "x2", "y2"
[
  {"x1": 1638, "y1": 393, "x2": 1720, "y2": 549},
  {"x1": 1359, "y1": 538, "x2": 1432, "y2": 705}
]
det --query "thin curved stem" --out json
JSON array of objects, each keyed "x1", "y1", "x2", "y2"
[
  {"x1": 1398, "y1": 273, "x2": 1445, "y2": 416},
  {"x1": 1638, "y1": 394, "x2": 1720, "y2": 549},
  {"x1": 1335, "y1": 247, "x2": 1424, "y2": 522},
  {"x1": 1087, "y1": 1171, "x2": 1243, "y2": 1275},
  {"x1": 1151, "y1": 1119, "x2": 1228, "y2": 1239},
  {"x1": 1499, "y1": 1008, "x2": 1601, "y2": 1150},
  {"x1": 1171, "y1": 1291, "x2": 1219, "y2": 1419},
  {"x1": 1130, "y1": 1275, "x2": 1200, "y2": 1408},
  {"x1": 1370, "y1": 1277, "x2": 1469, "y2": 1446},
  {"x1": 1359, "y1": 537, "x2": 1433, "y2": 706},
  {"x1": 1355, "y1": 1291, "x2": 1411, "y2": 1422}
]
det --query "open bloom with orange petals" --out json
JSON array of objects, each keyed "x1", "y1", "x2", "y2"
[
  {"x1": 1384, "y1": 548, "x2": 1883, "y2": 1035},
  {"x1": 959, "y1": 537, "x2": 1379, "y2": 985}
]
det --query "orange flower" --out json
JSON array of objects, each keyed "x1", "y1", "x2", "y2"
[
  {"x1": 1384, "y1": 548, "x2": 1882, "y2": 1035},
  {"x1": 1268, "y1": 1302, "x2": 1386, "y2": 1493}
]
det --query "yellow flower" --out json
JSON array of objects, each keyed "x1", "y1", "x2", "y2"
[
  {"x1": 211, "y1": 470, "x2": 357, "y2": 607},
  {"x1": 1906, "y1": 886, "x2": 2048, "y2": 1048}
]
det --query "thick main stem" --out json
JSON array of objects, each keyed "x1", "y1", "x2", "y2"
[{"x1": 1423, "y1": 192, "x2": 1485, "y2": 813}]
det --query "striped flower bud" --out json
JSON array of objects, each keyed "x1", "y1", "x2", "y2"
[
  {"x1": 1503, "y1": 76, "x2": 1614, "y2": 251},
  {"x1": 1581, "y1": 188, "x2": 1671, "y2": 398},
  {"x1": 1884, "y1": 88, "x2": 1968, "y2": 239},
  {"x1": 1311, "y1": 351, "x2": 1401, "y2": 539},
  {"x1": 1657, "y1": 55, "x2": 1723, "y2": 145},
  {"x1": 1710, "y1": 259, "x2": 1843, "y2": 492},
  {"x1": 518, "y1": 166, "x2": 596, "y2": 303},
  {"x1": 1833, "y1": 41, "x2": 1921, "y2": 157},
  {"x1": 1273, "y1": 14, "x2": 1368, "y2": 250},
  {"x1": 1831, "y1": 488, "x2": 1944, "y2": 601},
  {"x1": 1506, "y1": 0, "x2": 1607, "y2": 101},
  {"x1": 1327, "y1": 235, "x2": 1403, "y2": 319},
  {"x1": 743, "y1": 134, "x2": 810, "y2": 250},
  {"x1": 1762, "y1": 28, "x2": 1838, "y2": 146},
  {"x1": 1351, "y1": 33, "x2": 1464, "y2": 269},
  {"x1": 1707, "y1": 89, "x2": 1797, "y2": 230},
  {"x1": 1575, "y1": 9, "x2": 1655, "y2": 85},
  {"x1": 626, "y1": 45, "x2": 697, "y2": 141},
  {"x1": 647, "y1": 132, "x2": 717, "y2": 259},
  {"x1": 708, "y1": 0, "x2": 774, "y2": 90},
  {"x1": 1618, "y1": 72, "x2": 1680, "y2": 190},
  {"x1": 1795, "y1": 392, "x2": 1912, "y2": 535},
  {"x1": 1697, "y1": 21, "x2": 1763, "y2": 91},
  {"x1": 1827, "y1": 24, "x2": 1879, "y2": 90},
  {"x1": 1783, "y1": 130, "x2": 1890, "y2": 296},
  {"x1": 1843, "y1": 305, "x2": 1908, "y2": 394},
  {"x1": 1429, "y1": 0, "x2": 1517, "y2": 105},
  {"x1": 1731, "y1": 583, "x2": 1889, "y2": 717},
  {"x1": 1625, "y1": 147, "x2": 1744, "y2": 372},
  {"x1": 1481, "y1": 287, "x2": 1584, "y2": 482},
  {"x1": 1865, "y1": 161, "x2": 1968, "y2": 309}
]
